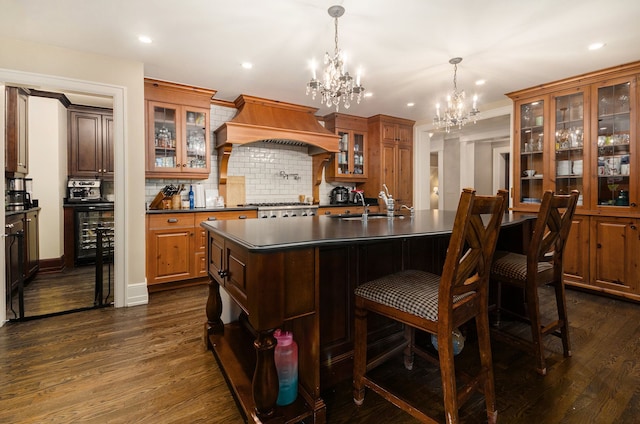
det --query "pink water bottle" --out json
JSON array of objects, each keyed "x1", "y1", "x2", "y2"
[{"x1": 274, "y1": 329, "x2": 298, "y2": 406}]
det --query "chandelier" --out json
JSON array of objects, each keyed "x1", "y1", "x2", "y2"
[
  {"x1": 306, "y1": 5, "x2": 365, "y2": 111},
  {"x1": 433, "y1": 57, "x2": 479, "y2": 132}
]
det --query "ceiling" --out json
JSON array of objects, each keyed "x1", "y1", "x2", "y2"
[{"x1": 2, "y1": 0, "x2": 639, "y2": 125}]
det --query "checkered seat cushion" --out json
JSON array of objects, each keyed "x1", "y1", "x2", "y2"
[
  {"x1": 491, "y1": 251, "x2": 553, "y2": 281},
  {"x1": 354, "y1": 269, "x2": 474, "y2": 322}
]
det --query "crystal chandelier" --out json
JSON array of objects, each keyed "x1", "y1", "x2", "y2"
[
  {"x1": 306, "y1": 5, "x2": 365, "y2": 111},
  {"x1": 434, "y1": 57, "x2": 479, "y2": 132}
]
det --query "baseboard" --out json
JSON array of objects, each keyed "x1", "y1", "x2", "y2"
[
  {"x1": 38, "y1": 256, "x2": 65, "y2": 273},
  {"x1": 126, "y1": 281, "x2": 149, "y2": 307}
]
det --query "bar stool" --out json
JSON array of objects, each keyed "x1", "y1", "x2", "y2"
[
  {"x1": 353, "y1": 188, "x2": 508, "y2": 424},
  {"x1": 490, "y1": 190, "x2": 579, "y2": 375}
]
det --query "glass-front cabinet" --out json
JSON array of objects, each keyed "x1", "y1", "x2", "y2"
[
  {"x1": 147, "y1": 101, "x2": 210, "y2": 177},
  {"x1": 323, "y1": 113, "x2": 368, "y2": 182},
  {"x1": 552, "y1": 88, "x2": 588, "y2": 207},
  {"x1": 515, "y1": 97, "x2": 549, "y2": 208},
  {"x1": 593, "y1": 78, "x2": 634, "y2": 210},
  {"x1": 144, "y1": 78, "x2": 215, "y2": 179}
]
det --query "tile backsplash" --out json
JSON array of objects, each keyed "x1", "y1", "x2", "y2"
[{"x1": 145, "y1": 104, "x2": 347, "y2": 207}]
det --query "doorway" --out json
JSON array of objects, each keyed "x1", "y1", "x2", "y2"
[{"x1": 1, "y1": 70, "x2": 127, "y2": 324}]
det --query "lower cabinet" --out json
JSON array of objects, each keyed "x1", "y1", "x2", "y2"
[
  {"x1": 145, "y1": 210, "x2": 256, "y2": 287},
  {"x1": 4, "y1": 210, "x2": 39, "y2": 292},
  {"x1": 564, "y1": 214, "x2": 640, "y2": 300}
]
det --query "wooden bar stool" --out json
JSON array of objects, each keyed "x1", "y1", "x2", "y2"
[
  {"x1": 353, "y1": 188, "x2": 508, "y2": 424},
  {"x1": 490, "y1": 190, "x2": 579, "y2": 375}
]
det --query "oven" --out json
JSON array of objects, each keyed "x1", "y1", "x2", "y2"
[{"x1": 241, "y1": 202, "x2": 319, "y2": 219}]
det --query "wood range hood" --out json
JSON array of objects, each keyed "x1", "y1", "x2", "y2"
[{"x1": 214, "y1": 95, "x2": 340, "y2": 203}]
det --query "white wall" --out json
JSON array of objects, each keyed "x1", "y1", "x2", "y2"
[
  {"x1": 28, "y1": 96, "x2": 67, "y2": 259},
  {"x1": 0, "y1": 36, "x2": 147, "y2": 324}
]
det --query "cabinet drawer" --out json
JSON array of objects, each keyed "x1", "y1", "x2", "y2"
[
  {"x1": 195, "y1": 210, "x2": 257, "y2": 223},
  {"x1": 148, "y1": 213, "x2": 195, "y2": 229}
]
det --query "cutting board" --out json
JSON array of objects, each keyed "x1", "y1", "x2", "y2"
[{"x1": 226, "y1": 176, "x2": 246, "y2": 207}]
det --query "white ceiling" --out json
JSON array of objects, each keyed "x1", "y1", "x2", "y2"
[{"x1": 2, "y1": 0, "x2": 639, "y2": 124}]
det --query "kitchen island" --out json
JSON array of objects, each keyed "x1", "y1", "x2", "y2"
[{"x1": 201, "y1": 210, "x2": 533, "y2": 424}]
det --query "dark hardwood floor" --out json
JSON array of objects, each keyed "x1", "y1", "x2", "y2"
[
  {"x1": 1, "y1": 283, "x2": 639, "y2": 423},
  {"x1": 6, "y1": 264, "x2": 114, "y2": 320}
]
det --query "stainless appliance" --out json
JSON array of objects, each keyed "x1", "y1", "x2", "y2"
[
  {"x1": 67, "y1": 178, "x2": 103, "y2": 202},
  {"x1": 330, "y1": 186, "x2": 349, "y2": 204},
  {"x1": 241, "y1": 202, "x2": 318, "y2": 219},
  {"x1": 6, "y1": 177, "x2": 26, "y2": 211}
]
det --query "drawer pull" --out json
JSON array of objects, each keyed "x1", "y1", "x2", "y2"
[
  {"x1": 239, "y1": 215, "x2": 247, "y2": 219},
  {"x1": 325, "y1": 211, "x2": 331, "y2": 215},
  {"x1": 207, "y1": 217, "x2": 217, "y2": 221},
  {"x1": 167, "y1": 218, "x2": 179, "y2": 223}
]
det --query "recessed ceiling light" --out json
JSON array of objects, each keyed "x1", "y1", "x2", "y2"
[
  {"x1": 588, "y1": 42, "x2": 605, "y2": 50},
  {"x1": 241, "y1": 62, "x2": 253, "y2": 69},
  {"x1": 475, "y1": 79, "x2": 486, "y2": 86},
  {"x1": 138, "y1": 35, "x2": 152, "y2": 44},
  {"x1": 407, "y1": 102, "x2": 415, "y2": 107},
  {"x1": 364, "y1": 92, "x2": 373, "y2": 98}
]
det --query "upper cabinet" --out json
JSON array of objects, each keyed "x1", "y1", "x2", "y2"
[
  {"x1": 5, "y1": 86, "x2": 29, "y2": 176},
  {"x1": 144, "y1": 79, "x2": 216, "y2": 179},
  {"x1": 68, "y1": 106, "x2": 114, "y2": 180},
  {"x1": 322, "y1": 113, "x2": 368, "y2": 182},
  {"x1": 509, "y1": 63, "x2": 638, "y2": 213},
  {"x1": 364, "y1": 115, "x2": 415, "y2": 207}
]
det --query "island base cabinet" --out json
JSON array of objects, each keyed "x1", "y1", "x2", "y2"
[{"x1": 204, "y1": 230, "x2": 324, "y2": 424}]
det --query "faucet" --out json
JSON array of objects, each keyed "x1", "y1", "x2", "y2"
[
  {"x1": 360, "y1": 193, "x2": 369, "y2": 221},
  {"x1": 379, "y1": 184, "x2": 395, "y2": 217},
  {"x1": 401, "y1": 204, "x2": 415, "y2": 218}
]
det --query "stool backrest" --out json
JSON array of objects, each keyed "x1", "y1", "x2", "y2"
[
  {"x1": 528, "y1": 190, "x2": 579, "y2": 275},
  {"x1": 440, "y1": 188, "x2": 509, "y2": 312}
]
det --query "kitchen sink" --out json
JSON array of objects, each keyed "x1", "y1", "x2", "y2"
[{"x1": 330, "y1": 213, "x2": 404, "y2": 220}]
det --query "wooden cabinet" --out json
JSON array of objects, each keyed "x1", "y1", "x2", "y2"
[
  {"x1": 4, "y1": 209, "x2": 39, "y2": 293},
  {"x1": 590, "y1": 216, "x2": 640, "y2": 296},
  {"x1": 508, "y1": 61, "x2": 640, "y2": 300},
  {"x1": 144, "y1": 79, "x2": 216, "y2": 179},
  {"x1": 323, "y1": 113, "x2": 368, "y2": 182},
  {"x1": 146, "y1": 209, "x2": 257, "y2": 287},
  {"x1": 364, "y1": 115, "x2": 415, "y2": 207},
  {"x1": 68, "y1": 106, "x2": 114, "y2": 180},
  {"x1": 5, "y1": 86, "x2": 29, "y2": 176},
  {"x1": 318, "y1": 205, "x2": 377, "y2": 216}
]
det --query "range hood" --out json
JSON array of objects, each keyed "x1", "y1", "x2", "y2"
[
  {"x1": 214, "y1": 95, "x2": 339, "y2": 204},
  {"x1": 214, "y1": 95, "x2": 340, "y2": 154}
]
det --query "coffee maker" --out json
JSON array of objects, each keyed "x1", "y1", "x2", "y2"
[{"x1": 5, "y1": 177, "x2": 27, "y2": 211}]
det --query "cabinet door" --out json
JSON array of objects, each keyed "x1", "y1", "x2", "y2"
[
  {"x1": 24, "y1": 210, "x2": 39, "y2": 279},
  {"x1": 514, "y1": 97, "x2": 549, "y2": 208},
  {"x1": 397, "y1": 144, "x2": 413, "y2": 206},
  {"x1": 5, "y1": 87, "x2": 29, "y2": 175},
  {"x1": 381, "y1": 142, "x2": 396, "y2": 199},
  {"x1": 5, "y1": 215, "x2": 25, "y2": 291},
  {"x1": 183, "y1": 107, "x2": 209, "y2": 172},
  {"x1": 590, "y1": 217, "x2": 639, "y2": 294},
  {"x1": 102, "y1": 115, "x2": 114, "y2": 178},
  {"x1": 148, "y1": 228, "x2": 193, "y2": 284},
  {"x1": 592, "y1": 77, "x2": 636, "y2": 211},
  {"x1": 563, "y1": 215, "x2": 589, "y2": 285},
  {"x1": 69, "y1": 111, "x2": 102, "y2": 178},
  {"x1": 147, "y1": 101, "x2": 181, "y2": 174},
  {"x1": 552, "y1": 88, "x2": 588, "y2": 208}
]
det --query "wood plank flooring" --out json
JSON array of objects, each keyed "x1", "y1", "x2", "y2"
[
  {"x1": 6, "y1": 264, "x2": 114, "y2": 319},
  {"x1": 1, "y1": 284, "x2": 639, "y2": 423}
]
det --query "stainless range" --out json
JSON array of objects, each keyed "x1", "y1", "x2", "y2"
[{"x1": 242, "y1": 202, "x2": 319, "y2": 219}]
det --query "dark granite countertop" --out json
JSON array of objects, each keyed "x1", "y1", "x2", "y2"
[
  {"x1": 201, "y1": 210, "x2": 534, "y2": 252},
  {"x1": 146, "y1": 206, "x2": 257, "y2": 214},
  {"x1": 5, "y1": 206, "x2": 42, "y2": 217}
]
